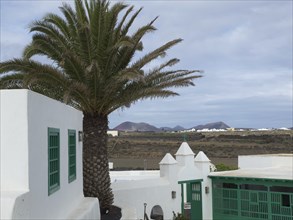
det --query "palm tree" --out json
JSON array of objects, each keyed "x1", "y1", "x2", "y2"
[{"x1": 0, "y1": 0, "x2": 202, "y2": 211}]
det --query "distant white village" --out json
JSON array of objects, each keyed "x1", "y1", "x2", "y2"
[
  {"x1": 180, "y1": 127, "x2": 291, "y2": 133},
  {"x1": 1, "y1": 90, "x2": 292, "y2": 220},
  {"x1": 108, "y1": 127, "x2": 292, "y2": 137},
  {"x1": 109, "y1": 120, "x2": 292, "y2": 134}
]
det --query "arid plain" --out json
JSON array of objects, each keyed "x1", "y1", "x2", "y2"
[{"x1": 108, "y1": 130, "x2": 293, "y2": 170}]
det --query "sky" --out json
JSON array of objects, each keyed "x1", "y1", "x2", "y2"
[{"x1": 0, "y1": 0, "x2": 292, "y2": 129}]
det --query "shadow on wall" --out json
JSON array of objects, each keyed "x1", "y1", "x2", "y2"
[{"x1": 12, "y1": 192, "x2": 30, "y2": 219}]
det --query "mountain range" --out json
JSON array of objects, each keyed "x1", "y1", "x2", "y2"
[
  {"x1": 113, "y1": 121, "x2": 230, "y2": 132},
  {"x1": 191, "y1": 121, "x2": 230, "y2": 130}
]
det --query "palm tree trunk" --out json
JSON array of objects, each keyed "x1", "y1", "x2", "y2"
[{"x1": 82, "y1": 113, "x2": 114, "y2": 211}]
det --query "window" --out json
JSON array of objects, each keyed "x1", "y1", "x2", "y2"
[
  {"x1": 68, "y1": 130, "x2": 76, "y2": 183},
  {"x1": 213, "y1": 182, "x2": 238, "y2": 189},
  {"x1": 48, "y1": 128, "x2": 60, "y2": 195},
  {"x1": 270, "y1": 186, "x2": 293, "y2": 193},
  {"x1": 240, "y1": 184, "x2": 267, "y2": 191},
  {"x1": 223, "y1": 183, "x2": 238, "y2": 189},
  {"x1": 281, "y1": 194, "x2": 290, "y2": 207}
]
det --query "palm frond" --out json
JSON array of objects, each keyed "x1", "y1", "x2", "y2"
[
  {"x1": 0, "y1": 73, "x2": 25, "y2": 89},
  {"x1": 44, "y1": 13, "x2": 71, "y2": 39},
  {"x1": 121, "y1": 7, "x2": 143, "y2": 36},
  {"x1": 0, "y1": 0, "x2": 202, "y2": 116},
  {"x1": 131, "y1": 38, "x2": 182, "y2": 70}
]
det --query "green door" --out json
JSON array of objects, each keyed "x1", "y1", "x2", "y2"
[
  {"x1": 179, "y1": 179, "x2": 203, "y2": 220},
  {"x1": 189, "y1": 182, "x2": 203, "y2": 220}
]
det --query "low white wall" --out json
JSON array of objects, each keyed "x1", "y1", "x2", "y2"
[
  {"x1": 110, "y1": 171, "x2": 160, "y2": 182},
  {"x1": 0, "y1": 191, "x2": 30, "y2": 219},
  {"x1": 112, "y1": 177, "x2": 181, "y2": 220}
]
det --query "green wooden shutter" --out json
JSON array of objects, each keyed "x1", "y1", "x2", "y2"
[
  {"x1": 48, "y1": 128, "x2": 60, "y2": 195},
  {"x1": 68, "y1": 130, "x2": 76, "y2": 183}
]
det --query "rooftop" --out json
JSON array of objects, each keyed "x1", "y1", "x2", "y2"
[
  {"x1": 159, "y1": 153, "x2": 178, "y2": 165},
  {"x1": 194, "y1": 151, "x2": 210, "y2": 162},
  {"x1": 209, "y1": 166, "x2": 293, "y2": 181},
  {"x1": 175, "y1": 142, "x2": 195, "y2": 156},
  {"x1": 240, "y1": 154, "x2": 293, "y2": 157},
  {"x1": 110, "y1": 170, "x2": 160, "y2": 183}
]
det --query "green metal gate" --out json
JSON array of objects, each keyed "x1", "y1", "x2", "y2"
[
  {"x1": 211, "y1": 177, "x2": 293, "y2": 220},
  {"x1": 190, "y1": 182, "x2": 203, "y2": 220},
  {"x1": 179, "y1": 179, "x2": 203, "y2": 220}
]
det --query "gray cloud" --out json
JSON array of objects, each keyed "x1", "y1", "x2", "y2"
[{"x1": 1, "y1": 0, "x2": 292, "y2": 129}]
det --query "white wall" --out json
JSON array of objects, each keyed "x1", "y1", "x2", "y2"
[
  {"x1": 239, "y1": 154, "x2": 293, "y2": 169},
  {"x1": 111, "y1": 145, "x2": 214, "y2": 220},
  {"x1": 0, "y1": 89, "x2": 100, "y2": 220},
  {"x1": 195, "y1": 162, "x2": 213, "y2": 220},
  {"x1": 0, "y1": 90, "x2": 29, "y2": 191},
  {"x1": 27, "y1": 90, "x2": 84, "y2": 219},
  {"x1": 112, "y1": 177, "x2": 181, "y2": 220}
]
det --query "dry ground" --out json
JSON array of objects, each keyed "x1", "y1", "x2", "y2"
[{"x1": 108, "y1": 130, "x2": 293, "y2": 170}]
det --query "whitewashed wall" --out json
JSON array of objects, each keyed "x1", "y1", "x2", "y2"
[
  {"x1": 0, "y1": 89, "x2": 99, "y2": 219},
  {"x1": 239, "y1": 154, "x2": 293, "y2": 169},
  {"x1": 111, "y1": 143, "x2": 214, "y2": 220},
  {"x1": 1, "y1": 90, "x2": 29, "y2": 191},
  {"x1": 112, "y1": 176, "x2": 181, "y2": 220}
]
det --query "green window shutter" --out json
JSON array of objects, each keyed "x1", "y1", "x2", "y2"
[
  {"x1": 68, "y1": 130, "x2": 76, "y2": 183},
  {"x1": 48, "y1": 128, "x2": 60, "y2": 195}
]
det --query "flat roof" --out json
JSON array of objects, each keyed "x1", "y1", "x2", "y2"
[
  {"x1": 209, "y1": 166, "x2": 293, "y2": 181},
  {"x1": 240, "y1": 154, "x2": 293, "y2": 157}
]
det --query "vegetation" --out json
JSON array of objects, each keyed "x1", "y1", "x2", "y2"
[
  {"x1": 215, "y1": 163, "x2": 238, "y2": 171},
  {"x1": 0, "y1": 0, "x2": 201, "y2": 210},
  {"x1": 173, "y1": 212, "x2": 188, "y2": 220}
]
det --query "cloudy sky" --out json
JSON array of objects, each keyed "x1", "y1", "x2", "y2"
[{"x1": 1, "y1": 0, "x2": 292, "y2": 129}]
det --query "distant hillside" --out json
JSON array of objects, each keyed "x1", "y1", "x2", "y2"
[
  {"x1": 160, "y1": 125, "x2": 185, "y2": 132},
  {"x1": 114, "y1": 121, "x2": 160, "y2": 132},
  {"x1": 191, "y1": 121, "x2": 230, "y2": 130},
  {"x1": 113, "y1": 121, "x2": 230, "y2": 132}
]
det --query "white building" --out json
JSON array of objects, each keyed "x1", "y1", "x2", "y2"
[
  {"x1": 111, "y1": 142, "x2": 214, "y2": 220},
  {"x1": 107, "y1": 130, "x2": 119, "y2": 137},
  {"x1": 111, "y1": 143, "x2": 293, "y2": 220},
  {"x1": 209, "y1": 154, "x2": 293, "y2": 220},
  {"x1": 0, "y1": 89, "x2": 100, "y2": 219},
  {"x1": 2, "y1": 89, "x2": 292, "y2": 220}
]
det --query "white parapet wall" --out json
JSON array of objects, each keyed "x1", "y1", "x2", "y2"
[
  {"x1": 0, "y1": 89, "x2": 100, "y2": 219},
  {"x1": 239, "y1": 154, "x2": 293, "y2": 169},
  {"x1": 111, "y1": 172, "x2": 181, "y2": 220}
]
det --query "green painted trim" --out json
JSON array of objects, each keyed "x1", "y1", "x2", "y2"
[
  {"x1": 178, "y1": 179, "x2": 203, "y2": 184},
  {"x1": 211, "y1": 178, "x2": 293, "y2": 220},
  {"x1": 68, "y1": 129, "x2": 76, "y2": 183},
  {"x1": 48, "y1": 127, "x2": 60, "y2": 196},
  {"x1": 181, "y1": 184, "x2": 184, "y2": 215},
  {"x1": 209, "y1": 175, "x2": 293, "y2": 184}
]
